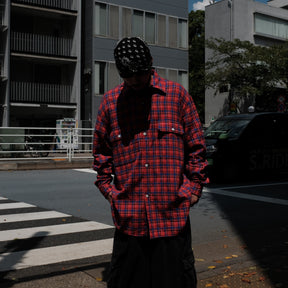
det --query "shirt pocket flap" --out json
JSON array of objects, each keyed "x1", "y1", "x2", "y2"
[
  {"x1": 158, "y1": 122, "x2": 184, "y2": 135},
  {"x1": 109, "y1": 129, "x2": 122, "y2": 144}
]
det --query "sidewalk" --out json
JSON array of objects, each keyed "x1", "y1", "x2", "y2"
[
  {"x1": 0, "y1": 158, "x2": 93, "y2": 171},
  {"x1": 1, "y1": 235, "x2": 282, "y2": 288},
  {"x1": 0, "y1": 253, "x2": 277, "y2": 288}
]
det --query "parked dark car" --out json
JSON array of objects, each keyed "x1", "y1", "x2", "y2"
[{"x1": 204, "y1": 112, "x2": 288, "y2": 182}]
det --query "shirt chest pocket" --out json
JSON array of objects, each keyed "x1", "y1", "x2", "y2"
[
  {"x1": 109, "y1": 129, "x2": 139, "y2": 167},
  {"x1": 158, "y1": 122, "x2": 185, "y2": 160}
]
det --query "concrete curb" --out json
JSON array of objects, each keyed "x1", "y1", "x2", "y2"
[{"x1": 0, "y1": 159, "x2": 93, "y2": 171}]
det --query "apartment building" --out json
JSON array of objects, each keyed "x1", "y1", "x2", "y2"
[
  {"x1": 83, "y1": 0, "x2": 189, "y2": 126},
  {"x1": 205, "y1": 0, "x2": 288, "y2": 125},
  {"x1": 0, "y1": 0, "x2": 189, "y2": 128},
  {"x1": 0, "y1": 0, "x2": 81, "y2": 127}
]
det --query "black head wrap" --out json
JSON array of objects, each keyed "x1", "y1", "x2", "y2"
[{"x1": 114, "y1": 37, "x2": 152, "y2": 78}]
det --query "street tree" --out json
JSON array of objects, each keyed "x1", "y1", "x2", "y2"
[
  {"x1": 189, "y1": 10, "x2": 205, "y2": 122},
  {"x1": 205, "y1": 38, "x2": 287, "y2": 112}
]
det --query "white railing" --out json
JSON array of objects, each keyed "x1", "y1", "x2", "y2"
[
  {"x1": 0, "y1": 127, "x2": 94, "y2": 162},
  {"x1": 13, "y1": 0, "x2": 75, "y2": 11},
  {"x1": 11, "y1": 31, "x2": 74, "y2": 57},
  {"x1": 10, "y1": 81, "x2": 72, "y2": 104}
]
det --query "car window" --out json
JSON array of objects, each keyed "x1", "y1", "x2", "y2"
[
  {"x1": 204, "y1": 119, "x2": 250, "y2": 139},
  {"x1": 243, "y1": 115, "x2": 288, "y2": 142}
]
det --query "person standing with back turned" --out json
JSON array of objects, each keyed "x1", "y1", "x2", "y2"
[{"x1": 93, "y1": 37, "x2": 208, "y2": 288}]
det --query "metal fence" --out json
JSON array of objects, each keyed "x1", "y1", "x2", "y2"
[
  {"x1": 0, "y1": 127, "x2": 94, "y2": 162},
  {"x1": 13, "y1": 0, "x2": 75, "y2": 11},
  {"x1": 11, "y1": 32, "x2": 74, "y2": 57},
  {"x1": 10, "y1": 82, "x2": 72, "y2": 104}
]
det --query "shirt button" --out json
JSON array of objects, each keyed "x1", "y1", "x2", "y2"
[
  {"x1": 171, "y1": 127, "x2": 175, "y2": 131},
  {"x1": 146, "y1": 194, "x2": 149, "y2": 198},
  {"x1": 145, "y1": 163, "x2": 149, "y2": 168},
  {"x1": 117, "y1": 134, "x2": 121, "y2": 138},
  {"x1": 143, "y1": 132, "x2": 147, "y2": 136}
]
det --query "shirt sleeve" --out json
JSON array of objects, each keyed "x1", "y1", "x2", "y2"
[
  {"x1": 180, "y1": 87, "x2": 209, "y2": 198},
  {"x1": 92, "y1": 95, "x2": 115, "y2": 199}
]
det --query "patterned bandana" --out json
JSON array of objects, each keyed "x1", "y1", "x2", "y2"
[{"x1": 114, "y1": 37, "x2": 152, "y2": 78}]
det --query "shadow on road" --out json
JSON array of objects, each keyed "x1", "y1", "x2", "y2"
[
  {"x1": 210, "y1": 180, "x2": 288, "y2": 287},
  {"x1": 0, "y1": 232, "x2": 48, "y2": 287}
]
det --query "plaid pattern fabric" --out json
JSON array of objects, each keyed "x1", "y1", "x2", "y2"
[{"x1": 93, "y1": 71, "x2": 208, "y2": 239}]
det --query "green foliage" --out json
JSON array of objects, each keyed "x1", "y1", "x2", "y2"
[
  {"x1": 189, "y1": 10, "x2": 205, "y2": 122},
  {"x1": 205, "y1": 38, "x2": 288, "y2": 112}
]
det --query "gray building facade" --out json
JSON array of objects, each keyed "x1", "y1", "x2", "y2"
[
  {"x1": 0, "y1": 0, "x2": 81, "y2": 127},
  {"x1": 83, "y1": 0, "x2": 189, "y2": 127},
  {"x1": 205, "y1": 0, "x2": 288, "y2": 125},
  {"x1": 0, "y1": 0, "x2": 189, "y2": 128}
]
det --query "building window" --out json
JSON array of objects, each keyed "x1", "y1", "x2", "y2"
[
  {"x1": 178, "y1": 71, "x2": 188, "y2": 90},
  {"x1": 132, "y1": 10, "x2": 144, "y2": 38},
  {"x1": 145, "y1": 12, "x2": 156, "y2": 44},
  {"x1": 94, "y1": 3, "x2": 107, "y2": 36},
  {"x1": 94, "y1": 62, "x2": 106, "y2": 94},
  {"x1": 158, "y1": 15, "x2": 166, "y2": 46},
  {"x1": 156, "y1": 68, "x2": 167, "y2": 79},
  {"x1": 255, "y1": 13, "x2": 288, "y2": 40},
  {"x1": 109, "y1": 5, "x2": 119, "y2": 39},
  {"x1": 168, "y1": 69, "x2": 177, "y2": 82},
  {"x1": 108, "y1": 63, "x2": 120, "y2": 90},
  {"x1": 169, "y1": 17, "x2": 177, "y2": 48},
  {"x1": 122, "y1": 7, "x2": 132, "y2": 37},
  {"x1": 178, "y1": 19, "x2": 188, "y2": 48}
]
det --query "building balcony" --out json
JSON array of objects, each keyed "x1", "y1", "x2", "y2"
[
  {"x1": 11, "y1": 81, "x2": 73, "y2": 104},
  {"x1": 12, "y1": 0, "x2": 75, "y2": 11},
  {"x1": 0, "y1": 9, "x2": 5, "y2": 29},
  {"x1": 11, "y1": 31, "x2": 75, "y2": 58},
  {"x1": 0, "y1": 63, "x2": 3, "y2": 80}
]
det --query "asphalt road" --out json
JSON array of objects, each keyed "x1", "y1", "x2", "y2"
[{"x1": 0, "y1": 169, "x2": 287, "y2": 287}]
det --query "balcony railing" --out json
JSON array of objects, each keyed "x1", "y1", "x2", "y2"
[
  {"x1": 11, "y1": 32, "x2": 74, "y2": 57},
  {"x1": 13, "y1": 0, "x2": 75, "y2": 11},
  {"x1": 11, "y1": 81, "x2": 73, "y2": 104},
  {"x1": 0, "y1": 61, "x2": 3, "y2": 79},
  {"x1": 0, "y1": 9, "x2": 4, "y2": 27}
]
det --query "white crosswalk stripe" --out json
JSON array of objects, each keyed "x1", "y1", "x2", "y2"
[
  {"x1": 0, "y1": 197, "x2": 114, "y2": 273},
  {"x1": 0, "y1": 221, "x2": 113, "y2": 241},
  {"x1": 0, "y1": 202, "x2": 36, "y2": 210},
  {"x1": 0, "y1": 211, "x2": 72, "y2": 223},
  {"x1": 0, "y1": 239, "x2": 114, "y2": 272}
]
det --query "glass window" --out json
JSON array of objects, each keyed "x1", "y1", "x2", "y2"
[
  {"x1": 94, "y1": 3, "x2": 107, "y2": 36},
  {"x1": 169, "y1": 17, "x2": 177, "y2": 48},
  {"x1": 255, "y1": 13, "x2": 288, "y2": 40},
  {"x1": 204, "y1": 118, "x2": 251, "y2": 140},
  {"x1": 178, "y1": 71, "x2": 188, "y2": 90},
  {"x1": 94, "y1": 62, "x2": 106, "y2": 95},
  {"x1": 145, "y1": 12, "x2": 155, "y2": 44},
  {"x1": 178, "y1": 19, "x2": 188, "y2": 48},
  {"x1": 108, "y1": 63, "x2": 120, "y2": 90},
  {"x1": 109, "y1": 5, "x2": 119, "y2": 39},
  {"x1": 158, "y1": 15, "x2": 166, "y2": 46},
  {"x1": 122, "y1": 8, "x2": 132, "y2": 37},
  {"x1": 168, "y1": 69, "x2": 177, "y2": 82},
  {"x1": 156, "y1": 68, "x2": 167, "y2": 79},
  {"x1": 132, "y1": 10, "x2": 143, "y2": 38}
]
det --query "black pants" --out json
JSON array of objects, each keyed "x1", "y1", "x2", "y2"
[{"x1": 107, "y1": 219, "x2": 197, "y2": 288}]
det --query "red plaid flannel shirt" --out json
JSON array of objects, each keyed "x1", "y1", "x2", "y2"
[{"x1": 93, "y1": 71, "x2": 208, "y2": 239}]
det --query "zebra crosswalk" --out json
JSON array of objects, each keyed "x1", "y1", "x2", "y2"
[{"x1": 0, "y1": 196, "x2": 114, "y2": 273}]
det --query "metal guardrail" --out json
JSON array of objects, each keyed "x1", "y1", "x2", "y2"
[
  {"x1": 10, "y1": 81, "x2": 72, "y2": 104},
  {"x1": 0, "y1": 127, "x2": 93, "y2": 162},
  {"x1": 11, "y1": 31, "x2": 74, "y2": 57},
  {"x1": 13, "y1": 0, "x2": 75, "y2": 11}
]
